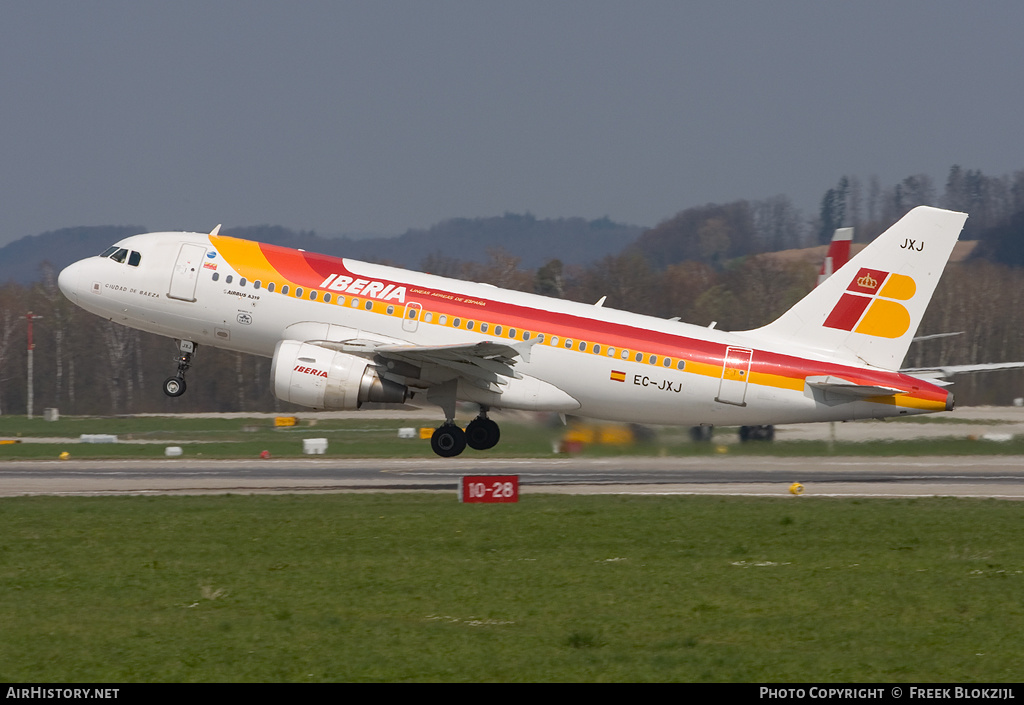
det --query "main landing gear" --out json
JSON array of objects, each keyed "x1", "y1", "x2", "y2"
[
  {"x1": 163, "y1": 340, "x2": 195, "y2": 398},
  {"x1": 429, "y1": 409, "x2": 501, "y2": 458}
]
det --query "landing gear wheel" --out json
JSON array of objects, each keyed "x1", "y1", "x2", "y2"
[
  {"x1": 163, "y1": 376, "x2": 186, "y2": 398},
  {"x1": 739, "y1": 425, "x2": 775, "y2": 442},
  {"x1": 164, "y1": 340, "x2": 195, "y2": 398},
  {"x1": 689, "y1": 425, "x2": 713, "y2": 442},
  {"x1": 465, "y1": 417, "x2": 500, "y2": 451},
  {"x1": 431, "y1": 424, "x2": 467, "y2": 458}
]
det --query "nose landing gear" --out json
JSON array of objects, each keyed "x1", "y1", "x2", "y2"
[{"x1": 163, "y1": 340, "x2": 195, "y2": 398}]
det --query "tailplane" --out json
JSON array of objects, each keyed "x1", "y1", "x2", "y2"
[{"x1": 749, "y1": 206, "x2": 968, "y2": 370}]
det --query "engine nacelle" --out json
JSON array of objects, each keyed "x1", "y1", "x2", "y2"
[{"x1": 271, "y1": 340, "x2": 407, "y2": 410}]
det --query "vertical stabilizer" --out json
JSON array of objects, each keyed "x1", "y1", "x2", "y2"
[
  {"x1": 817, "y1": 227, "x2": 854, "y2": 286},
  {"x1": 749, "y1": 206, "x2": 967, "y2": 370}
]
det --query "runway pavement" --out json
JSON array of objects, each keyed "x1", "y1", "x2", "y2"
[
  {"x1": 1, "y1": 406, "x2": 1022, "y2": 499},
  {"x1": 1, "y1": 455, "x2": 1022, "y2": 499}
]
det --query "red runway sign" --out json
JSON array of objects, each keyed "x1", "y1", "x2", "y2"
[{"x1": 459, "y1": 475, "x2": 519, "y2": 503}]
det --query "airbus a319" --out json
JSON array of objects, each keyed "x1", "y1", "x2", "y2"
[{"x1": 58, "y1": 206, "x2": 967, "y2": 457}]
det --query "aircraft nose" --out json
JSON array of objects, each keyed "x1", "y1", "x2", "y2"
[{"x1": 57, "y1": 261, "x2": 86, "y2": 303}]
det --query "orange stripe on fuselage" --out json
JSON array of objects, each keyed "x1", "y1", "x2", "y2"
[{"x1": 259, "y1": 242, "x2": 329, "y2": 287}]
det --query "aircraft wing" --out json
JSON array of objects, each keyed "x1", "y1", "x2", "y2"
[{"x1": 309, "y1": 337, "x2": 539, "y2": 391}]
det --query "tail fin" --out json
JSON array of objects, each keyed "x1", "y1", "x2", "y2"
[
  {"x1": 750, "y1": 206, "x2": 968, "y2": 370},
  {"x1": 816, "y1": 227, "x2": 853, "y2": 286}
]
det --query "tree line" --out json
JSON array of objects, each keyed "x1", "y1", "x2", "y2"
[{"x1": 2, "y1": 163, "x2": 1024, "y2": 415}]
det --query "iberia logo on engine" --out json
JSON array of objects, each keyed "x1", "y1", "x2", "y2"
[
  {"x1": 294, "y1": 365, "x2": 328, "y2": 378},
  {"x1": 823, "y1": 268, "x2": 916, "y2": 338}
]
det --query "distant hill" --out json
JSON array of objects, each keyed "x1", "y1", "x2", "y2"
[
  {"x1": 0, "y1": 214, "x2": 643, "y2": 284},
  {"x1": 0, "y1": 225, "x2": 145, "y2": 285},
  {"x1": 337, "y1": 214, "x2": 643, "y2": 270}
]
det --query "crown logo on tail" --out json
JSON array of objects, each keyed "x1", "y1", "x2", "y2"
[{"x1": 823, "y1": 268, "x2": 916, "y2": 338}]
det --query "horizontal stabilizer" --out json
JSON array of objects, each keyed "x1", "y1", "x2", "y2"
[
  {"x1": 902, "y1": 361, "x2": 1024, "y2": 379},
  {"x1": 805, "y1": 375, "x2": 907, "y2": 398}
]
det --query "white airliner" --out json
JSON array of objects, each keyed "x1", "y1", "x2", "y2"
[{"x1": 58, "y1": 206, "x2": 967, "y2": 457}]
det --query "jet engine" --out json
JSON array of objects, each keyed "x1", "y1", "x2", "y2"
[{"x1": 270, "y1": 340, "x2": 407, "y2": 409}]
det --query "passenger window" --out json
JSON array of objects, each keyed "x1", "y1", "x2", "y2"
[
  {"x1": 323, "y1": 292, "x2": 331, "y2": 303},
  {"x1": 128, "y1": 251, "x2": 141, "y2": 267},
  {"x1": 226, "y1": 275, "x2": 233, "y2": 284},
  {"x1": 212, "y1": 272, "x2": 220, "y2": 281},
  {"x1": 254, "y1": 281, "x2": 262, "y2": 290},
  {"x1": 295, "y1": 287, "x2": 303, "y2": 298},
  {"x1": 281, "y1": 285, "x2": 289, "y2": 295},
  {"x1": 239, "y1": 278, "x2": 247, "y2": 287},
  {"x1": 677, "y1": 360, "x2": 686, "y2": 370}
]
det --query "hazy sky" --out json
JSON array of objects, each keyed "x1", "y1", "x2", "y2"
[{"x1": 2, "y1": 1, "x2": 1023, "y2": 244}]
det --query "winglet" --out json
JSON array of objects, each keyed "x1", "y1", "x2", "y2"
[{"x1": 509, "y1": 337, "x2": 540, "y2": 364}]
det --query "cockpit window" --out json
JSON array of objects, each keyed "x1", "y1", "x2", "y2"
[
  {"x1": 128, "y1": 251, "x2": 141, "y2": 267},
  {"x1": 100, "y1": 246, "x2": 119, "y2": 258},
  {"x1": 109, "y1": 248, "x2": 128, "y2": 263}
]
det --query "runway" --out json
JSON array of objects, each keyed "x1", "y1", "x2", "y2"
[{"x1": 2, "y1": 455, "x2": 1023, "y2": 499}]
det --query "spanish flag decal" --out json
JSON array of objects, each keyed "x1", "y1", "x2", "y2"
[{"x1": 610, "y1": 370, "x2": 626, "y2": 382}]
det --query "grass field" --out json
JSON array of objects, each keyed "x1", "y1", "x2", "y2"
[
  {"x1": 0, "y1": 493, "x2": 1021, "y2": 682},
  {"x1": 2, "y1": 414, "x2": 1024, "y2": 460}
]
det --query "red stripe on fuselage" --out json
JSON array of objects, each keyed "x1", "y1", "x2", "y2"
[{"x1": 258, "y1": 242, "x2": 332, "y2": 287}]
